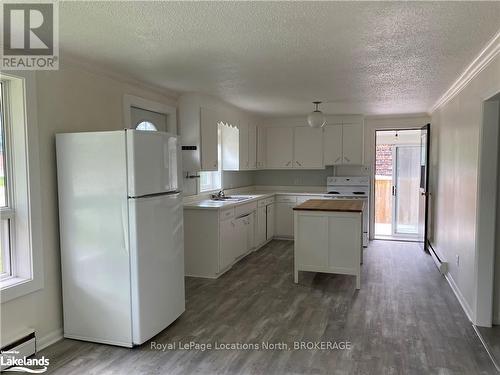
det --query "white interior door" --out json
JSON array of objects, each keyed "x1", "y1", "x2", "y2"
[{"x1": 128, "y1": 193, "x2": 185, "y2": 344}]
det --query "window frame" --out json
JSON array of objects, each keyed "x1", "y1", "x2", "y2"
[
  {"x1": 0, "y1": 71, "x2": 44, "y2": 303},
  {"x1": 199, "y1": 123, "x2": 223, "y2": 193},
  {"x1": 0, "y1": 80, "x2": 15, "y2": 280}
]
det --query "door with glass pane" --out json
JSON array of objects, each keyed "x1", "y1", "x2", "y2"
[{"x1": 392, "y1": 145, "x2": 421, "y2": 237}]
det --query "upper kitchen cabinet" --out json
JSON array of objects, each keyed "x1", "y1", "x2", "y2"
[
  {"x1": 324, "y1": 121, "x2": 364, "y2": 166},
  {"x1": 256, "y1": 126, "x2": 266, "y2": 169},
  {"x1": 323, "y1": 124, "x2": 343, "y2": 165},
  {"x1": 342, "y1": 123, "x2": 364, "y2": 165},
  {"x1": 293, "y1": 127, "x2": 324, "y2": 168},
  {"x1": 248, "y1": 123, "x2": 257, "y2": 169},
  {"x1": 266, "y1": 127, "x2": 294, "y2": 169},
  {"x1": 178, "y1": 93, "x2": 258, "y2": 172},
  {"x1": 221, "y1": 121, "x2": 257, "y2": 171},
  {"x1": 178, "y1": 94, "x2": 220, "y2": 172},
  {"x1": 200, "y1": 107, "x2": 219, "y2": 171}
]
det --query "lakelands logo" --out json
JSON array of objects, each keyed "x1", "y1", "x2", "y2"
[
  {"x1": 1, "y1": 350, "x2": 49, "y2": 373},
  {"x1": 1, "y1": 1, "x2": 59, "y2": 70}
]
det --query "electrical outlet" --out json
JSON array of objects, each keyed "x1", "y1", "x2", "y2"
[{"x1": 455, "y1": 254, "x2": 460, "y2": 267}]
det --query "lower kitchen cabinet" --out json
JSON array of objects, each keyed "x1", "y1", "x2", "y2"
[
  {"x1": 266, "y1": 203, "x2": 274, "y2": 240},
  {"x1": 256, "y1": 206, "x2": 267, "y2": 247},
  {"x1": 233, "y1": 213, "x2": 254, "y2": 260},
  {"x1": 220, "y1": 218, "x2": 237, "y2": 271},
  {"x1": 184, "y1": 202, "x2": 257, "y2": 278},
  {"x1": 275, "y1": 201, "x2": 295, "y2": 238}
]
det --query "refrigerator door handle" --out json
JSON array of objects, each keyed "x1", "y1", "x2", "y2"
[{"x1": 121, "y1": 202, "x2": 129, "y2": 254}]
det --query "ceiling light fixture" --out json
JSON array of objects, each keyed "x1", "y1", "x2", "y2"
[{"x1": 307, "y1": 101, "x2": 326, "y2": 128}]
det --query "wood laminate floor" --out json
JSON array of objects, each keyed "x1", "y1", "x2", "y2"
[
  {"x1": 37, "y1": 240, "x2": 496, "y2": 374},
  {"x1": 476, "y1": 326, "x2": 500, "y2": 372}
]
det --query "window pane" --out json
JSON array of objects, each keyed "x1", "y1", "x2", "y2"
[
  {"x1": 199, "y1": 124, "x2": 223, "y2": 193},
  {"x1": 0, "y1": 219, "x2": 10, "y2": 276},
  {"x1": 135, "y1": 121, "x2": 157, "y2": 131},
  {"x1": 0, "y1": 83, "x2": 6, "y2": 207}
]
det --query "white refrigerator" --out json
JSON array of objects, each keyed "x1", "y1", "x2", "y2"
[{"x1": 56, "y1": 129, "x2": 185, "y2": 347}]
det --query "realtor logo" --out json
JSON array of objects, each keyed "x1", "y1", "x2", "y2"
[{"x1": 1, "y1": 1, "x2": 59, "y2": 70}]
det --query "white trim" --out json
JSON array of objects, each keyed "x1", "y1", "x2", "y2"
[
  {"x1": 123, "y1": 94, "x2": 177, "y2": 134},
  {"x1": 36, "y1": 329, "x2": 63, "y2": 351},
  {"x1": 0, "y1": 71, "x2": 44, "y2": 303},
  {"x1": 365, "y1": 112, "x2": 429, "y2": 120},
  {"x1": 473, "y1": 99, "x2": 500, "y2": 327},
  {"x1": 445, "y1": 271, "x2": 474, "y2": 323},
  {"x1": 430, "y1": 30, "x2": 500, "y2": 113}
]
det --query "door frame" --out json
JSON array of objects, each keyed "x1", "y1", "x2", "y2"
[
  {"x1": 475, "y1": 94, "x2": 500, "y2": 327},
  {"x1": 373, "y1": 128, "x2": 425, "y2": 240},
  {"x1": 123, "y1": 94, "x2": 177, "y2": 134},
  {"x1": 366, "y1": 116, "x2": 432, "y2": 241}
]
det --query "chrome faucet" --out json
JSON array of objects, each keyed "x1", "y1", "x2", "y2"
[{"x1": 211, "y1": 190, "x2": 225, "y2": 199}]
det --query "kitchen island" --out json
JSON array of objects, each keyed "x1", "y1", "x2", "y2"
[{"x1": 293, "y1": 199, "x2": 364, "y2": 289}]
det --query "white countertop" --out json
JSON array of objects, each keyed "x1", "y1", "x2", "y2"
[{"x1": 183, "y1": 190, "x2": 329, "y2": 210}]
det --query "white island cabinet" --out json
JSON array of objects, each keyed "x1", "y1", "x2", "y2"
[{"x1": 294, "y1": 199, "x2": 363, "y2": 289}]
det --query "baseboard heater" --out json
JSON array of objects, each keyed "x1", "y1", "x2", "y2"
[
  {"x1": 0, "y1": 330, "x2": 36, "y2": 371},
  {"x1": 428, "y1": 242, "x2": 448, "y2": 275}
]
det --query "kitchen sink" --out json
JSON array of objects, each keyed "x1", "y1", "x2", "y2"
[{"x1": 210, "y1": 196, "x2": 250, "y2": 202}]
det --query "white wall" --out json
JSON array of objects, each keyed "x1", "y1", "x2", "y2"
[
  {"x1": 0, "y1": 62, "x2": 177, "y2": 348},
  {"x1": 430, "y1": 52, "x2": 500, "y2": 323}
]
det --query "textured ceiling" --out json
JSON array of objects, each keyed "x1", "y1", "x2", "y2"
[{"x1": 59, "y1": 2, "x2": 500, "y2": 116}]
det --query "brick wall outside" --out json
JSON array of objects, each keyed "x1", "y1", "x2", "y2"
[{"x1": 376, "y1": 144, "x2": 393, "y2": 177}]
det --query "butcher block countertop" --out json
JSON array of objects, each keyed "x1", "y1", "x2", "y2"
[{"x1": 293, "y1": 199, "x2": 364, "y2": 212}]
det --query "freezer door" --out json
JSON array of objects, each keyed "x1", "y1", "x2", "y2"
[
  {"x1": 128, "y1": 193, "x2": 185, "y2": 344},
  {"x1": 126, "y1": 130, "x2": 179, "y2": 197}
]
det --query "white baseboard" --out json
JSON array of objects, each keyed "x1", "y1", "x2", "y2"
[
  {"x1": 473, "y1": 325, "x2": 500, "y2": 372},
  {"x1": 445, "y1": 272, "x2": 474, "y2": 323},
  {"x1": 37, "y1": 328, "x2": 63, "y2": 351}
]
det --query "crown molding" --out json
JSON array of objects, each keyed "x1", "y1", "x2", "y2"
[
  {"x1": 59, "y1": 49, "x2": 180, "y2": 102},
  {"x1": 364, "y1": 112, "x2": 429, "y2": 120},
  {"x1": 430, "y1": 30, "x2": 500, "y2": 113}
]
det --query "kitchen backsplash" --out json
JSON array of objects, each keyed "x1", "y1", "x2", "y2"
[
  {"x1": 254, "y1": 167, "x2": 334, "y2": 186},
  {"x1": 182, "y1": 165, "x2": 370, "y2": 196}
]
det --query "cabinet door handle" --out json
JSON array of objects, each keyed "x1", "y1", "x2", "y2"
[
  {"x1": 214, "y1": 162, "x2": 217, "y2": 167},
  {"x1": 286, "y1": 161, "x2": 291, "y2": 166},
  {"x1": 296, "y1": 161, "x2": 302, "y2": 166},
  {"x1": 344, "y1": 157, "x2": 350, "y2": 163},
  {"x1": 334, "y1": 157, "x2": 341, "y2": 163}
]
